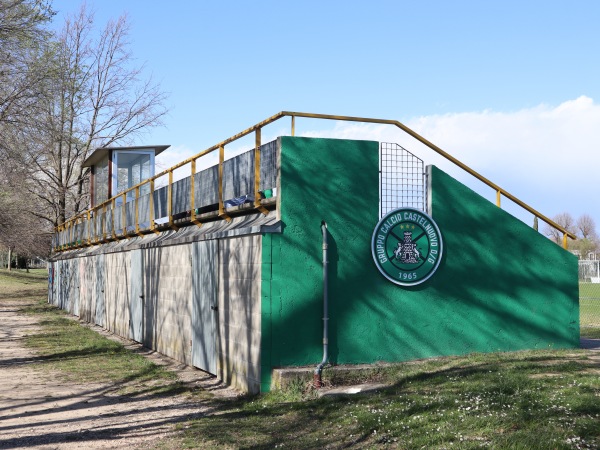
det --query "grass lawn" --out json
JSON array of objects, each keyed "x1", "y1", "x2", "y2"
[
  {"x1": 4, "y1": 270, "x2": 600, "y2": 449},
  {"x1": 580, "y1": 283, "x2": 600, "y2": 337},
  {"x1": 177, "y1": 350, "x2": 600, "y2": 449},
  {"x1": 0, "y1": 269, "x2": 195, "y2": 396}
]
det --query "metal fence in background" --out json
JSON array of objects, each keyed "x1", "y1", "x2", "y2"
[
  {"x1": 579, "y1": 260, "x2": 600, "y2": 335},
  {"x1": 579, "y1": 259, "x2": 600, "y2": 283},
  {"x1": 380, "y1": 142, "x2": 426, "y2": 218}
]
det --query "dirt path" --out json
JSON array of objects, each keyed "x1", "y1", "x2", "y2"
[{"x1": 0, "y1": 297, "x2": 237, "y2": 449}]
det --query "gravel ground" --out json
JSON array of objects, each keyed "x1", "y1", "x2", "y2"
[{"x1": 0, "y1": 297, "x2": 238, "y2": 449}]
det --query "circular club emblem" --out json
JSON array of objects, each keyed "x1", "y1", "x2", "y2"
[{"x1": 371, "y1": 208, "x2": 443, "y2": 286}]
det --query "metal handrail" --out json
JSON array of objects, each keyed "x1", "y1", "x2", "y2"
[{"x1": 55, "y1": 111, "x2": 576, "y2": 250}]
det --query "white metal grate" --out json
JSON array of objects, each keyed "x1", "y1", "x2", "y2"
[{"x1": 380, "y1": 142, "x2": 426, "y2": 218}]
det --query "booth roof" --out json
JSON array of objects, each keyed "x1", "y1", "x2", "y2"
[{"x1": 82, "y1": 145, "x2": 170, "y2": 167}]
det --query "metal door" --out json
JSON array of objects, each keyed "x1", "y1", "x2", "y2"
[
  {"x1": 58, "y1": 260, "x2": 67, "y2": 309},
  {"x1": 71, "y1": 259, "x2": 80, "y2": 316},
  {"x1": 129, "y1": 249, "x2": 144, "y2": 342},
  {"x1": 95, "y1": 253, "x2": 106, "y2": 328},
  {"x1": 48, "y1": 263, "x2": 55, "y2": 305},
  {"x1": 191, "y1": 240, "x2": 218, "y2": 374}
]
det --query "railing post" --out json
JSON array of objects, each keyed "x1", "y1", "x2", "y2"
[
  {"x1": 74, "y1": 217, "x2": 80, "y2": 247},
  {"x1": 291, "y1": 115, "x2": 295, "y2": 136},
  {"x1": 91, "y1": 208, "x2": 98, "y2": 244},
  {"x1": 167, "y1": 169, "x2": 178, "y2": 230},
  {"x1": 496, "y1": 190, "x2": 501, "y2": 207},
  {"x1": 563, "y1": 232, "x2": 568, "y2": 250},
  {"x1": 190, "y1": 159, "x2": 201, "y2": 227},
  {"x1": 218, "y1": 145, "x2": 231, "y2": 222},
  {"x1": 121, "y1": 192, "x2": 127, "y2": 237},
  {"x1": 134, "y1": 186, "x2": 143, "y2": 237},
  {"x1": 254, "y1": 127, "x2": 269, "y2": 215},
  {"x1": 87, "y1": 210, "x2": 92, "y2": 245},
  {"x1": 102, "y1": 204, "x2": 107, "y2": 242},
  {"x1": 69, "y1": 220, "x2": 74, "y2": 247},
  {"x1": 111, "y1": 198, "x2": 117, "y2": 240},
  {"x1": 149, "y1": 179, "x2": 158, "y2": 234}
]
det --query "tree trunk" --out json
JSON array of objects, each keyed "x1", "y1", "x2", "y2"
[{"x1": 7, "y1": 247, "x2": 12, "y2": 271}]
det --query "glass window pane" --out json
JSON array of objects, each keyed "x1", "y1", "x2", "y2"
[
  {"x1": 94, "y1": 155, "x2": 109, "y2": 206},
  {"x1": 115, "y1": 152, "x2": 151, "y2": 198}
]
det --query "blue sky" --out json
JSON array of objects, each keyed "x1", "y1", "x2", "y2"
[{"x1": 53, "y1": 1, "x2": 600, "y2": 237}]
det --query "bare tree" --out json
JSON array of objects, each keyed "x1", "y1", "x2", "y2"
[
  {"x1": 25, "y1": 5, "x2": 169, "y2": 226},
  {"x1": 0, "y1": 180, "x2": 51, "y2": 269},
  {"x1": 572, "y1": 214, "x2": 598, "y2": 258},
  {"x1": 0, "y1": 0, "x2": 54, "y2": 127},
  {"x1": 544, "y1": 212, "x2": 599, "y2": 257},
  {"x1": 0, "y1": 3, "x2": 168, "y2": 258},
  {"x1": 544, "y1": 212, "x2": 575, "y2": 245},
  {"x1": 576, "y1": 214, "x2": 597, "y2": 241}
]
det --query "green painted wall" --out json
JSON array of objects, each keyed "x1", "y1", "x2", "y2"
[{"x1": 260, "y1": 136, "x2": 579, "y2": 392}]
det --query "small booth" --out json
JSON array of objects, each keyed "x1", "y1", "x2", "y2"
[{"x1": 83, "y1": 145, "x2": 170, "y2": 208}]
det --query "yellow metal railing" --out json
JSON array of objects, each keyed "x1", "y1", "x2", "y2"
[{"x1": 54, "y1": 111, "x2": 576, "y2": 251}]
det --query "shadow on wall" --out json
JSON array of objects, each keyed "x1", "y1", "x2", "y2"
[
  {"x1": 143, "y1": 246, "x2": 193, "y2": 366},
  {"x1": 263, "y1": 137, "x2": 578, "y2": 380},
  {"x1": 217, "y1": 236, "x2": 261, "y2": 393}
]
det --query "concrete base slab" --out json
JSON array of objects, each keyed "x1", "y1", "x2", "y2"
[{"x1": 271, "y1": 363, "x2": 394, "y2": 391}]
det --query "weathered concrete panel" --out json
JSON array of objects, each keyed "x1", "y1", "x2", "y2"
[
  {"x1": 79, "y1": 256, "x2": 96, "y2": 323},
  {"x1": 143, "y1": 245, "x2": 192, "y2": 364},
  {"x1": 95, "y1": 253, "x2": 106, "y2": 328},
  {"x1": 130, "y1": 249, "x2": 144, "y2": 342},
  {"x1": 191, "y1": 240, "x2": 218, "y2": 374},
  {"x1": 105, "y1": 252, "x2": 131, "y2": 337},
  {"x1": 69, "y1": 259, "x2": 79, "y2": 316},
  {"x1": 50, "y1": 223, "x2": 268, "y2": 394},
  {"x1": 217, "y1": 235, "x2": 262, "y2": 394}
]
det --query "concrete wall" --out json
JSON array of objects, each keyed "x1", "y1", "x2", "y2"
[
  {"x1": 260, "y1": 136, "x2": 579, "y2": 391},
  {"x1": 49, "y1": 222, "x2": 267, "y2": 393},
  {"x1": 79, "y1": 256, "x2": 98, "y2": 324},
  {"x1": 217, "y1": 235, "x2": 262, "y2": 393},
  {"x1": 144, "y1": 245, "x2": 193, "y2": 365},
  {"x1": 428, "y1": 165, "x2": 579, "y2": 351},
  {"x1": 49, "y1": 135, "x2": 578, "y2": 394},
  {"x1": 105, "y1": 252, "x2": 131, "y2": 339}
]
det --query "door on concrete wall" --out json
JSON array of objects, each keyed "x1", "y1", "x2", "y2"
[
  {"x1": 79, "y1": 258, "x2": 89, "y2": 321},
  {"x1": 191, "y1": 240, "x2": 218, "y2": 374},
  {"x1": 129, "y1": 249, "x2": 144, "y2": 343},
  {"x1": 71, "y1": 259, "x2": 80, "y2": 316},
  {"x1": 95, "y1": 253, "x2": 106, "y2": 328},
  {"x1": 48, "y1": 263, "x2": 54, "y2": 305},
  {"x1": 58, "y1": 260, "x2": 67, "y2": 309}
]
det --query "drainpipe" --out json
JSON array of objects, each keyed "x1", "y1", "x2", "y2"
[{"x1": 314, "y1": 220, "x2": 329, "y2": 388}]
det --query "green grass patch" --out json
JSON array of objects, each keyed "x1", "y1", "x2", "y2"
[
  {"x1": 0, "y1": 268, "x2": 49, "y2": 298},
  {"x1": 580, "y1": 282, "x2": 600, "y2": 298},
  {"x1": 581, "y1": 327, "x2": 600, "y2": 339},
  {"x1": 23, "y1": 299, "x2": 178, "y2": 388},
  {"x1": 580, "y1": 283, "x2": 600, "y2": 332},
  {"x1": 178, "y1": 350, "x2": 600, "y2": 449},
  {"x1": 5, "y1": 272, "x2": 600, "y2": 448},
  {"x1": 580, "y1": 298, "x2": 600, "y2": 327}
]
